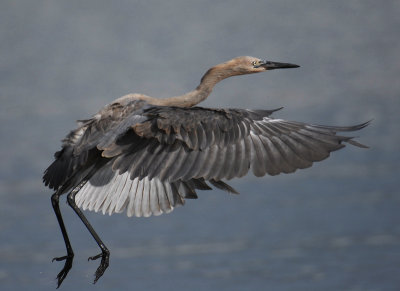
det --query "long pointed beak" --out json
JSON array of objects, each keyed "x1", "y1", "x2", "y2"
[{"x1": 260, "y1": 61, "x2": 300, "y2": 70}]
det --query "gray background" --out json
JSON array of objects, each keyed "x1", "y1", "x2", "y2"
[{"x1": 1, "y1": 1, "x2": 399, "y2": 290}]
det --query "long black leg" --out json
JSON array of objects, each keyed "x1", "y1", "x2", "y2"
[
  {"x1": 51, "y1": 191, "x2": 74, "y2": 288},
  {"x1": 67, "y1": 187, "x2": 110, "y2": 284}
]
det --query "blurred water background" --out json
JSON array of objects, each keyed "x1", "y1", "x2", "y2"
[{"x1": 1, "y1": 1, "x2": 399, "y2": 290}]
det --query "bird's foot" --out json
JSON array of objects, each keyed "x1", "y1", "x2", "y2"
[
  {"x1": 88, "y1": 250, "x2": 110, "y2": 284},
  {"x1": 52, "y1": 253, "x2": 74, "y2": 288}
]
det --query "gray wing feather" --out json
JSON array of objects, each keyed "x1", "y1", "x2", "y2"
[
  {"x1": 155, "y1": 179, "x2": 172, "y2": 213},
  {"x1": 232, "y1": 140, "x2": 246, "y2": 178},
  {"x1": 126, "y1": 178, "x2": 139, "y2": 217},
  {"x1": 249, "y1": 133, "x2": 268, "y2": 177},
  {"x1": 258, "y1": 135, "x2": 282, "y2": 175},
  {"x1": 100, "y1": 171, "x2": 123, "y2": 214},
  {"x1": 117, "y1": 109, "x2": 368, "y2": 182},
  {"x1": 108, "y1": 172, "x2": 130, "y2": 214},
  {"x1": 157, "y1": 146, "x2": 185, "y2": 181},
  {"x1": 149, "y1": 180, "x2": 161, "y2": 216},
  {"x1": 196, "y1": 145, "x2": 219, "y2": 179},
  {"x1": 141, "y1": 178, "x2": 151, "y2": 217},
  {"x1": 133, "y1": 178, "x2": 144, "y2": 217},
  {"x1": 216, "y1": 143, "x2": 236, "y2": 180},
  {"x1": 205, "y1": 146, "x2": 227, "y2": 180},
  {"x1": 51, "y1": 102, "x2": 368, "y2": 218},
  {"x1": 163, "y1": 147, "x2": 191, "y2": 181},
  {"x1": 146, "y1": 144, "x2": 175, "y2": 180},
  {"x1": 171, "y1": 149, "x2": 197, "y2": 181},
  {"x1": 182, "y1": 146, "x2": 209, "y2": 179}
]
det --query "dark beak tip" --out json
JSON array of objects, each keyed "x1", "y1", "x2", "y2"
[
  {"x1": 262, "y1": 61, "x2": 300, "y2": 70},
  {"x1": 281, "y1": 63, "x2": 300, "y2": 69}
]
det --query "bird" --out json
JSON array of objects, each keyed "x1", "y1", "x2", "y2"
[{"x1": 43, "y1": 56, "x2": 369, "y2": 287}]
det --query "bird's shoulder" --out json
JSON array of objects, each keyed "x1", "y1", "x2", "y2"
[{"x1": 58, "y1": 96, "x2": 146, "y2": 152}]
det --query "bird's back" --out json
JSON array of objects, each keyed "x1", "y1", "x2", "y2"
[{"x1": 43, "y1": 98, "x2": 148, "y2": 193}]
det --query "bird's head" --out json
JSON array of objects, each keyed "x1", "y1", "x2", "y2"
[
  {"x1": 225, "y1": 56, "x2": 300, "y2": 75},
  {"x1": 197, "y1": 56, "x2": 300, "y2": 92}
]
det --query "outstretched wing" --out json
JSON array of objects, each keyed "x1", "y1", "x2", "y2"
[
  {"x1": 105, "y1": 106, "x2": 368, "y2": 181},
  {"x1": 44, "y1": 102, "x2": 369, "y2": 218}
]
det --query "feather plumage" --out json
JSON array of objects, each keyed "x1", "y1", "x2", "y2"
[{"x1": 45, "y1": 99, "x2": 368, "y2": 218}]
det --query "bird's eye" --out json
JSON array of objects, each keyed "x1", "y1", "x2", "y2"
[{"x1": 252, "y1": 60, "x2": 262, "y2": 68}]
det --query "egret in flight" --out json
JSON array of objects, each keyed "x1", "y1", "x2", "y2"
[{"x1": 43, "y1": 56, "x2": 369, "y2": 287}]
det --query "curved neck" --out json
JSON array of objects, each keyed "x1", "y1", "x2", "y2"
[{"x1": 155, "y1": 62, "x2": 240, "y2": 107}]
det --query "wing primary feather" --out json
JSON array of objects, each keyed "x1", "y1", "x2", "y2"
[
  {"x1": 164, "y1": 182, "x2": 175, "y2": 208},
  {"x1": 126, "y1": 177, "x2": 139, "y2": 217},
  {"x1": 196, "y1": 145, "x2": 219, "y2": 179},
  {"x1": 127, "y1": 140, "x2": 161, "y2": 180},
  {"x1": 155, "y1": 179, "x2": 172, "y2": 213},
  {"x1": 182, "y1": 147, "x2": 209, "y2": 179},
  {"x1": 346, "y1": 138, "x2": 369, "y2": 148},
  {"x1": 164, "y1": 147, "x2": 192, "y2": 182},
  {"x1": 136, "y1": 144, "x2": 164, "y2": 179},
  {"x1": 270, "y1": 136, "x2": 304, "y2": 173},
  {"x1": 278, "y1": 135, "x2": 314, "y2": 167},
  {"x1": 114, "y1": 174, "x2": 133, "y2": 214},
  {"x1": 191, "y1": 178, "x2": 212, "y2": 190},
  {"x1": 141, "y1": 177, "x2": 151, "y2": 217},
  {"x1": 158, "y1": 146, "x2": 185, "y2": 181},
  {"x1": 172, "y1": 183, "x2": 185, "y2": 205},
  {"x1": 215, "y1": 144, "x2": 235, "y2": 180},
  {"x1": 258, "y1": 135, "x2": 283, "y2": 175},
  {"x1": 148, "y1": 179, "x2": 162, "y2": 216},
  {"x1": 171, "y1": 150, "x2": 199, "y2": 181},
  {"x1": 305, "y1": 120, "x2": 371, "y2": 132},
  {"x1": 209, "y1": 179, "x2": 239, "y2": 194},
  {"x1": 228, "y1": 124, "x2": 244, "y2": 179},
  {"x1": 92, "y1": 167, "x2": 117, "y2": 212},
  {"x1": 178, "y1": 182, "x2": 198, "y2": 199},
  {"x1": 289, "y1": 132, "x2": 330, "y2": 161},
  {"x1": 133, "y1": 178, "x2": 144, "y2": 217},
  {"x1": 145, "y1": 144, "x2": 173, "y2": 180},
  {"x1": 233, "y1": 140, "x2": 247, "y2": 178},
  {"x1": 206, "y1": 146, "x2": 227, "y2": 180},
  {"x1": 242, "y1": 135, "x2": 252, "y2": 175},
  {"x1": 102, "y1": 172, "x2": 124, "y2": 214},
  {"x1": 249, "y1": 133, "x2": 268, "y2": 177},
  {"x1": 268, "y1": 136, "x2": 297, "y2": 173},
  {"x1": 226, "y1": 143, "x2": 239, "y2": 180},
  {"x1": 108, "y1": 173, "x2": 129, "y2": 214}
]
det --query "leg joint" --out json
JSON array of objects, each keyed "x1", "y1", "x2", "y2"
[
  {"x1": 66, "y1": 192, "x2": 76, "y2": 207},
  {"x1": 51, "y1": 192, "x2": 59, "y2": 206}
]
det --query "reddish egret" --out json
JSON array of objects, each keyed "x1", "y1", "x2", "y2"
[{"x1": 43, "y1": 56, "x2": 369, "y2": 287}]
